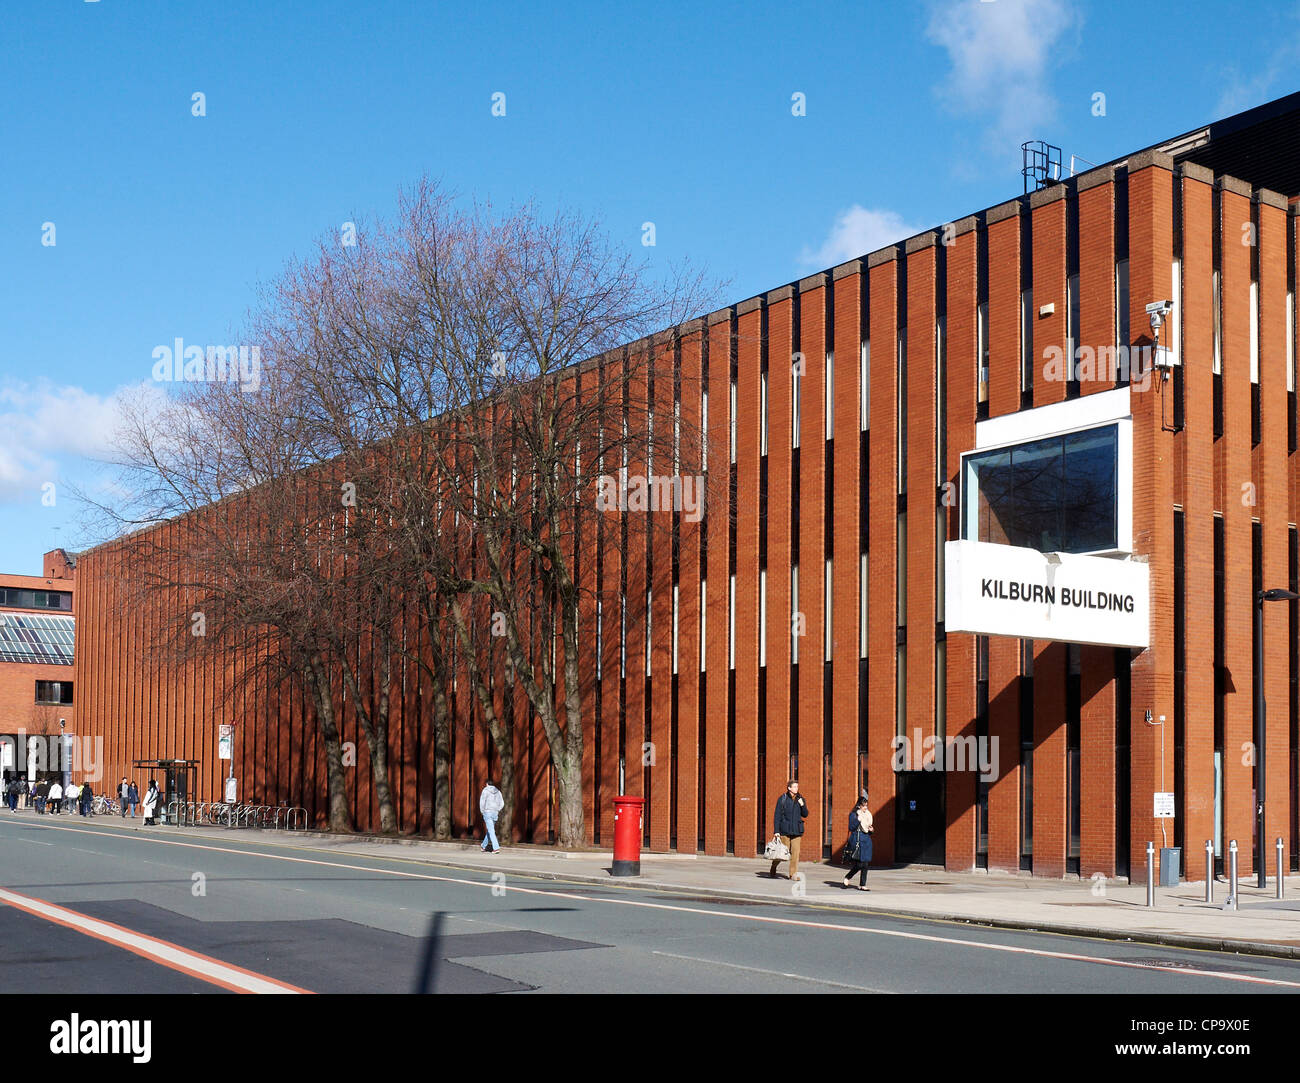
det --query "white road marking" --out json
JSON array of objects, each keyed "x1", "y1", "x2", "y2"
[
  {"x1": 8, "y1": 820, "x2": 1299, "y2": 989},
  {"x1": 651, "y1": 950, "x2": 891, "y2": 992}
]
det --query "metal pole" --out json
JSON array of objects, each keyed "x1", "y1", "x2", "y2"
[
  {"x1": 1277, "y1": 837, "x2": 1285, "y2": 900},
  {"x1": 1146, "y1": 842, "x2": 1155, "y2": 907},
  {"x1": 1255, "y1": 594, "x2": 1266, "y2": 889},
  {"x1": 1228, "y1": 839, "x2": 1239, "y2": 910},
  {"x1": 1204, "y1": 839, "x2": 1214, "y2": 903}
]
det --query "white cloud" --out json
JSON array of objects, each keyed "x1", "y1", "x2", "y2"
[
  {"x1": 1214, "y1": 18, "x2": 1300, "y2": 119},
  {"x1": 801, "y1": 205, "x2": 927, "y2": 268},
  {"x1": 926, "y1": 0, "x2": 1077, "y2": 153},
  {"x1": 0, "y1": 380, "x2": 164, "y2": 505}
]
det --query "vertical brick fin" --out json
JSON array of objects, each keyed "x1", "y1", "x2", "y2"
[
  {"x1": 1218, "y1": 180, "x2": 1255, "y2": 874},
  {"x1": 867, "y1": 252, "x2": 899, "y2": 864},
  {"x1": 1032, "y1": 640, "x2": 1067, "y2": 877},
  {"x1": 623, "y1": 346, "x2": 650, "y2": 809},
  {"x1": 704, "y1": 313, "x2": 734, "y2": 854},
  {"x1": 830, "y1": 264, "x2": 863, "y2": 861},
  {"x1": 677, "y1": 322, "x2": 706, "y2": 852},
  {"x1": 1076, "y1": 169, "x2": 1116, "y2": 396},
  {"x1": 1128, "y1": 153, "x2": 1177, "y2": 883},
  {"x1": 1031, "y1": 187, "x2": 1068, "y2": 406},
  {"x1": 943, "y1": 223, "x2": 979, "y2": 870},
  {"x1": 986, "y1": 202, "x2": 1023, "y2": 418},
  {"x1": 1257, "y1": 192, "x2": 1291, "y2": 863},
  {"x1": 1179, "y1": 167, "x2": 1216, "y2": 855},
  {"x1": 986, "y1": 635, "x2": 1021, "y2": 871},
  {"x1": 734, "y1": 302, "x2": 764, "y2": 856},
  {"x1": 648, "y1": 334, "x2": 675, "y2": 850},
  {"x1": 574, "y1": 371, "x2": 599, "y2": 845},
  {"x1": 1079, "y1": 645, "x2": 1117, "y2": 877},
  {"x1": 906, "y1": 239, "x2": 937, "y2": 754},
  {"x1": 765, "y1": 289, "x2": 794, "y2": 824},
  {"x1": 597, "y1": 351, "x2": 625, "y2": 839},
  {"x1": 798, "y1": 276, "x2": 828, "y2": 853}
]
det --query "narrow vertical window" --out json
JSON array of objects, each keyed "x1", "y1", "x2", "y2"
[
  {"x1": 859, "y1": 552, "x2": 868, "y2": 658},
  {"x1": 758, "y1": 569, "x2": 767, "y2": 668},
  {"x1": 791, "y1": 361, "x2": 801, "y2": 449},
  {"x1": 824, "y1": 558, "x2": 833, "y2": 663},
  {"x1": 860, "y1": 341, "x2": 870, "y2": 432},
  {"x1": 760, "y1": 370, "x2": 769, "y2": 456},
  {"x1": 1067, "y1": 273, "x2": 1080, "y2": 382},
  {"x1": 1250, "y1": 280, "x2": 1260, "y2": 384},
  {"x1": 1212, "y1": 270, "x2": 1223, "y2": 375},
  {"x1": 897, "y1": 329, "x2": 907, "y2": 494},
  {"x1": 1287, "y1": 291, "x2": 1295, "y2": 392},
  {"x1": 728, "y1": 573, "x2": 736, "y2": 670},
  {"x1": 1169, "y1": 260, "x2": 1182, "y2": 368},
  {"x1": 1116, "y1": 259, "x2": 1130, "y2": 348},
  {"x1": 1020, "y1": 287, "x2": 1034, "y2": 393},
  {"x1": 825, "y1": 350, "x2": 835, "y2": 441},
  {"x1": 977, "y1": 301, "x2": 990, "y2": 405}
]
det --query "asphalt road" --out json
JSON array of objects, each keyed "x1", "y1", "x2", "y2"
[{"x1": 2, "y1": 814, "x2": 1298, "y2": 995}]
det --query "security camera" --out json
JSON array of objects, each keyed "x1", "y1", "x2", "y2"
[{"x1": 1146, "y1": 299, "x2": 1173, "y2": 333}]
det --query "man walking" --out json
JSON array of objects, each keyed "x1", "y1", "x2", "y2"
[
  {"x1": 768, "y1": 779, "x2": 809, "y2": 881},
  {"x1": 478, "y1": 779, "x2": 504, "y2": 854},
  {"x1": 119, "y1": 777, "x2": 129, "y2": 817},
  {"x1": 48, "y1": 779, "x2": 62, "y2": 814}
]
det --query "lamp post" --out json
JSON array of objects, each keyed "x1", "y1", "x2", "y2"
[{"x1": 1255, "y1": 588, "x2": 1299, "y2": 888}]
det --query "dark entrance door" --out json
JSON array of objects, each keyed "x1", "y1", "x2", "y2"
[{"x1": 894, "y1": 771, "x2": 946, "y2": 866}]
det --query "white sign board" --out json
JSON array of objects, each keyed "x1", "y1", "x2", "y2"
[
  {"x1": 224, "y1": 777, "x2": 237, "y2": 803},
  {"x1": 944, "y1": 540, "x2": 1150, "y2": 649},
  {"x1": 1154, "y1": 792, "x2": 1175, "y2": 819},
  {"x1": 218, "y1": 724, "x2": 233, "y2": 761}
]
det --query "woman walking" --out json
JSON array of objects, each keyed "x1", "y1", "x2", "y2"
[
  {"x1": 127, "y1": 780, "x2": 139, "y2": 818},
  {"x1": 841, "y1": 794, "x2": 874, "y2": 890},
  {"x1": 141, "y1": 779, "x2": 159, "y2": 826}
]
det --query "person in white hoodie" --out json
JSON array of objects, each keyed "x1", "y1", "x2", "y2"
[{"x1": 478, "y1": 780, "x2": 504, "y2": 854}]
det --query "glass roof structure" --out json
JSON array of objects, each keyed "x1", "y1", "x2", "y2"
[{"x1": 0, "y1": 613, "x2": 74, "y2": 666}]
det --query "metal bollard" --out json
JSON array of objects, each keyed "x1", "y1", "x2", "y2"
[
  {"x1": 1205, "y1": 839, "x2": 1214, "y2": 903},
  {"x1": 1146, "y1": 842, "x2": 1156, "y2": 907},
  {"x1": 1278, "y1": 838, "x2": 1285, "y2": 900},
  {"x1": 1227, "y1": 839, "x2": 1239, "y2": 910}
]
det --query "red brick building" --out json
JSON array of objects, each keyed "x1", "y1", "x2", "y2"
[
  {"x1": 0, "y1": 549, "x2": 76, "y2": 780},
  {"x1": 74, "y1": 94, "x2": 1300, "y2": 881}
]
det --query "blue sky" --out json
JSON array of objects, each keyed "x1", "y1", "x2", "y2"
[{"x1": 1, "y1": 0, "x2": 1297, "y2": 575}]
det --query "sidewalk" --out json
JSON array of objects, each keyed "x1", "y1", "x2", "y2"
[{"x1": 22, "y1": 808, "x2": 1300, "y2": 959}]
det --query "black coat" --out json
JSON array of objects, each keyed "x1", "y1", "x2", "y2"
[
  {"x1": 773, "y1": 791, "x2": 809, "y2": 837},
  {"x1": 847, "y1": 809, "x2": 873, "y2": 864}
]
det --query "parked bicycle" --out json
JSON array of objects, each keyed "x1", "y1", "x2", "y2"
[{"x1": 91, "y1": 794, "x2": 120, "y2": 816}]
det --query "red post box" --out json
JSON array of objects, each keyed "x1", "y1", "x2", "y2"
[{"x1": 612, "y1": 795, "x2": 645, "y2": 876}]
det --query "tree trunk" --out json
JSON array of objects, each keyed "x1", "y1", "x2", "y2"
[
  {"x1": 555, "y1": 745, "x2": 584, "y2": 850},
  {"x1": 429, "y1": 665, "x2": 453, "y2": 839},
  {"x1": 306, "y1": 655, "x2": 352, "y2": 832}
]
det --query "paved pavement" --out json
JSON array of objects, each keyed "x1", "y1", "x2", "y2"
[{"x1": 61, "y1": 806, "x2": 1300, "y2": 959}]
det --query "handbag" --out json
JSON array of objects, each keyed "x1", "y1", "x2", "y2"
[
  {"x1": 763, "y1": 834, "x2": 790, "y2": 861},
  {"x1": 843, "y1": 832, "x2": 861, "y2": 863}
]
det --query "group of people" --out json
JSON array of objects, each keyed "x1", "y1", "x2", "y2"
[
  {"x1": 0, "y1": 775, "x2": 161, "y2": 823},
  {"x1": 118, "y1": 778, "x2": 161, "y2": 825},
  {"x1": 768, "y1": 780, "x2": 874, "y2": 889},
  {"x1": 4, "y1": 776, "x2": 98, "y2": 816}
]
